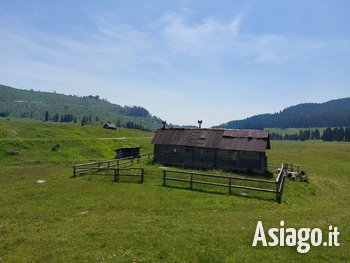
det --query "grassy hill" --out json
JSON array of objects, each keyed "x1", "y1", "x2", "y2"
[
  {"x1": 0, "y1": 84, "x2": 163, "y2": 131},
  {"x1": 215, "y1": 98, "x2": 350, "y2": 129},
  {"x1": 0, "y1": 119, "x2": 153, "y2": 167},
  {"x1": 0, "y1": 119, "x2": 349, "y2": 262}
]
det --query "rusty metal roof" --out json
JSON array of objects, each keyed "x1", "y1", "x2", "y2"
[{"x1": 152, "y1": 128, "x2": 270, "y2": 152}]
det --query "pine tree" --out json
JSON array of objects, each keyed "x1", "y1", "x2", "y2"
[
  {"x1": 345, "y1": 127, "x2": 350, "y2": 141},
  {"x1": 44, "y1": 111, "x2": 49, "y2": 122},
  {"x1": 312, "y1": 129, "x2": 320, "y2": 140}
]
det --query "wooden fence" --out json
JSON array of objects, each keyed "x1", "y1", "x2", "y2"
[
  {"x1": 72, "y1": 152, "x2": 152, "y2": 177},
  {"x1": 72, "y1": 155, "x2": 288, "y2": 202},
  {"x1": 284, "y1": 163, "x2": 299, "y2": 173},
  {"x1": 275, "y1": 164, "x2": 286, "y2": 203},
  {"x1": 162, "y1": 164, "x2": 287, "y2": 203},
  {"x1": 111, "y1": 167, "x2": 144, "y2": 183},
  {"x1": 269, "y1": 162, "x2": 299, "y2": 173}
]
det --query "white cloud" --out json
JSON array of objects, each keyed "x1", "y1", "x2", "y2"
[
  {"x1": 232, "y1": 34, "x2": 296, "y2": 64},
  {"x1": 85, "y1": 10, "x2": 336, "y2": 67},
  {"x1": 159, "y1": 11, "x2": 334, "y2": 64},
  {"x1": 162, "y1": 12, "x2": 241, "y2": 54},
  {"x1": 1, "y1": 7, "x2": 349, "y2": 127}
]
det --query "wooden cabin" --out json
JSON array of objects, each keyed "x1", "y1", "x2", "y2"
[
  {"x1": 103, "y1": 123, "x2": 117, "y2": 130},
  {"x1": 152, "y1": 128, "x2": 270, "y2": 175}
]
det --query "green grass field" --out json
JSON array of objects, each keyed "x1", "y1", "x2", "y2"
[{"x1": 0, "y1": 119, "x2": 349, "y2": 262}]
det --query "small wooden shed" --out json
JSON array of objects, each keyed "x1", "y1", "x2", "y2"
[
  {"x1": 152, "y1": 128, "x2": 270, "y2": 174},
  {"x1": 103, "y1": 123, "x2": 117, "y2": 130},
  {"x1": 114, "y1": 147, "x2": 141, "y2": 159}
]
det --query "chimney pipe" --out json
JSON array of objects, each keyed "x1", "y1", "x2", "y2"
[
  {"x1": 162, "y1": 120, "x2": 166, "y2": 130},
  {"x1": 198, "y1": 120, "x2": 202, "y2": 128}
]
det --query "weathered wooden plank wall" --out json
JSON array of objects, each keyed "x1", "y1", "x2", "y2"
[{"x1": 153, "y1": 145, "x2": 267, "y2": 174}]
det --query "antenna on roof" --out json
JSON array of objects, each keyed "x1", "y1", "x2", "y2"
[
  {"x1": 162, "y1": 120, "x2": 166, "y2": 130},
  {"x1": 198, "y1": 120, "x2": 202, "y2": 128}
]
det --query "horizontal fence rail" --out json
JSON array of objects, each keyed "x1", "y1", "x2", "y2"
[
  {"x1": 110, "y1": 167, "x2": 144, "y2": 183},
  {"x1": 72, "y1": 152, "x2": 153, "y2": 177},
  {"x1": 162, "y1": 164, "x2": 287, "y2": 203},
  {"x1": 74, "y1": 167, "x2": 144, "y2": 183},
  {"x1": 269, "y1": 162, "x2": 299, "y2": 173},
  {"x1": 284, "y1": 163, "x2": 299, "y2": 173},
  {"x1": 73, "y1": 155, "x2": 287, "y2": 203}
]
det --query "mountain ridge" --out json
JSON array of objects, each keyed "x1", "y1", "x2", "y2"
[
  {"x1": 214, "y1": 98, "x2": 350, "y2": 129},
  {"x1": 0, "y1": 84, "x2": 163, "y2": 131}
]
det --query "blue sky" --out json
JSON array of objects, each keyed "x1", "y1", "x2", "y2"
[{"x1": 1, "y1": 1, "x2": 349, "y2": 127}]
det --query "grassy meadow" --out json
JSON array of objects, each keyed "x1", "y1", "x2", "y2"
[{"x1": 0, "y1": 119, "x2": 349, "y2": 262}]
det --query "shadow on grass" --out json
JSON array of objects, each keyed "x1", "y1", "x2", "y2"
[{"x1": 163, "y1": 184, "x2": 276, "y2": 202}]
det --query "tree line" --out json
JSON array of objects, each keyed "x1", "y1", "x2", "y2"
[
  {"x1": 216, "y1": 98, "x2": 350, "y2": 130},
  {"x1": 0, "y1": 84, "x2": 162, "y2": 131},
  {"x1": 270, "y1": 127, "x2": 350, "y2": 142},
  {"x1": 43, "y1": 111, "x2": 150, "y2": 131},
  {"x1": 46, "y1": 112, "x2": 77, "y2": 123},
  {"x1": 0, "y1": 111, "x2": 10, "y2": 117}
]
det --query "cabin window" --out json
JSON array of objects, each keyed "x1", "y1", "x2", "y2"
[{"x1": 173, "y1": 148, "x2": 177, "y2": 153}]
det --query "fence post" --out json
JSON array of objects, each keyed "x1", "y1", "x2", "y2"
[
  {"x1": 229, "y1": 178, "x2": 232, "y2": 194},
  {"x1": 140, "y1": 168, "x2": 144, "y2": 183},
  {"x1": 275, "y1": 165, "x2": 286, "y2": 204},
  {"x1": 114, "y1": 169, "x2": 120, "y2": 182},
  {"x1": 73, "y1": 166, "x2": 76, "y2": 177},
  {"x1": 190, "y1": 173, "x2": 193, "y2": 190},
  {"x1": 277, "y1": 179, "x2": 282, "y2": 204},
  {"x1": 108, "y1": 161, "x2": 110, "y2": 168},
  {"x1": 277, "y1": 167, "x2": 286, "y2": 204},
  {"x1": 275, "y1": 181, "x2": 279, "y2": 202},
  {"x1": 163, "y1": 170, "x2": 166, "y2": 186}
]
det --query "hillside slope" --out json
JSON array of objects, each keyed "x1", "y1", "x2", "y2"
[
  {"x1": 215, "y1": 98, "x2": 350, "y2": 129},
  {"x1": 0, "y1": 119, "x2": 153, "y2": 166},
  {"x1": 0, "y1": 84, "x2": 162, "y2": 131}
]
